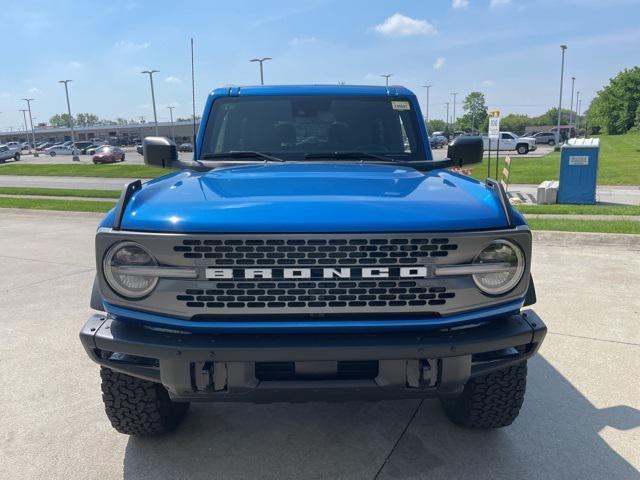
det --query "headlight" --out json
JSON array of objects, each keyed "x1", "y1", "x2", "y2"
[
  {"x1": 472, "y1": 240, "x2": 525, "y2": 295},
  {"x1": 103, "y1": 241, "x2": 158, "y2": 298}
]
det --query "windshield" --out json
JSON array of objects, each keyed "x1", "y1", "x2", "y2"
[
  {"x1": 96, "y1": 146, "x2": 111, "y2": 153},
  {"x1": 202, "y1": 95, "x2": 425, "y2": 161}
]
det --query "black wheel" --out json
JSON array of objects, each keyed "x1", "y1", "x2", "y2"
[
  {"x1": 14, "y1": 153, "x2": 20, "y2": 161},
  {"x1": 548, "y1": 139, "x2": 555, "y2": 146},
  {"x1": 100, "y1": 367, "x2": 190, "y2": 436},
  {"x1": 121, "y1": 154, "x2": 126, "y2": 162},
  {"x1": 516, "y1": 144, "x2": 529, "y2": 155},
  {"x1": 50, "y1": 151, "x2": 56, "y2": 157},
  {"x1": 440, "y1": 362, "x2": 527, "y2": 429}
]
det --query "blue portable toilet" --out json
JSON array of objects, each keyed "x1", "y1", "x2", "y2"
[{"x1": 558, "y1": 138, "x2": 600, "y2": 204}]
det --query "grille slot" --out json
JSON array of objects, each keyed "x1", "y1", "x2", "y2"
[
  {"x1": 255, "y1": 361, "x2": 379, "y2": 381},
  {"x1": 174, "y1": 237, "x2": 458, "y2": 264},
  {"x1": 177, "y1": 279, "x2": 454, "y2": 310}
]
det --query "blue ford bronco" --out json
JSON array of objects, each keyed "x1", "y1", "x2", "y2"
[{"x1": 80, "y1": 85, "x2": 546, "y2": 436}]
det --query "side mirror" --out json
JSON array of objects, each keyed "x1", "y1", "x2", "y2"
[
  {"x1": 447, "y1": 136, "x2": 483, "y2": 166},
  {"x1": 143, "y1": 136, "x2": 177, "y2": 168}
]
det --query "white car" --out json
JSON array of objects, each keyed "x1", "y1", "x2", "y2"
[
  {"x1": 46, "y1": 145, "x2": 79, "y2": 156},
  {"x1": 482, "y1": 132, "x2": 537, "y2": 155}
]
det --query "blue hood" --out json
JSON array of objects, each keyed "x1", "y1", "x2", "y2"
[{"x1": 118, "y1": 164, "x2": 510, "y2": 233}]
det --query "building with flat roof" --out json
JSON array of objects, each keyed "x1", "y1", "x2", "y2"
[{"x1": 0, "y1": 120, "x2": 200, "y2": 145}]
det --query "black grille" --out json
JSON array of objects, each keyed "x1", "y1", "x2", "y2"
[
  {"x1": 174, "y1": 237, "x2": 458, "y2": 265},
  {"x1": 176, "y1": 280, "x2": 455, "y2": 309}
]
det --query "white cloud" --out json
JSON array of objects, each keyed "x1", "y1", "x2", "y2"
[
  {"x1": 114, "y1": 40, "x2": 150, "y2": 51},
  {"x1": 481, "y1": 80, "x2": 495, "y2": 86},
  {"x1": 28, "y1": 87, "x2": 41, "y2": 94},
  {"x1": 289, "y1": 37, "x2": 319, "y2": 46},
  {"x1": 452, "y1": 0, "x2": 469, "y2": 8},
  {"x1": 490, "y1": 0, "x2": 511, "y2": 8},
  {"x1": 69, "y1": 60, "x2": 83, "y2": 68},
  {"x1": 374, "y1": 13, "x2": 437, "y2": 37},
  {"x1": 165, "y1": 76, "x2": 181, "y2": 84},
  {"x1": 433, "y1": 57, "x2": 446, "y2": 69}
]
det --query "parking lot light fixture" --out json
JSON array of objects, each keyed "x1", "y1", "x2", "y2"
[
  {"x1": 21, "y1": 98, "x2": 38, "y2": 157},
  {"x1": 556, "y1": 45, "x2": 567, "y2": 147},
  {"x1": 58, "y1": 80, "x2": 79, "y2": 161},
  {"x1": 380, "y1": 74, "x2": 392, "y2": 87},
  {"x1": 167, "y1": 106, "x2": 176, "y2": 143},
  {"x1": 249, "y1": 57, "x2": 272, "y2": 85},
  {"x1": 422, "y1": 85, "x2": 432, "y2": 125},
  {"x1": 569, "y1": 76, "x2": 575, "y2": 133},
  {"x1": 141, "y1": 70, "x2": 160, "y2": 136},
  {"x1": 19, "y1": 109, "x2": 30, "y2": 152},
  {"x1": 451, "y1": 92, "x2": 459, "y2": 127}
]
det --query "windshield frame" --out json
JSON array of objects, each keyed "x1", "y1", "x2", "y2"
[{"x1": 199, "y1": 94, "x2": 429, "y2": 163}]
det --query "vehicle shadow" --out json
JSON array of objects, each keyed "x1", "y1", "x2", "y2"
[{"x1": 122, "y1": 356, "x2": 640, "y2": 480}]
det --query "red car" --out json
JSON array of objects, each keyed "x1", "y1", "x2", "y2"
[{"x1": 92, "y1": 146, "x2": 125, "y2": 164}]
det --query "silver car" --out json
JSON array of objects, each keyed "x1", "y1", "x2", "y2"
[{"x1": 0, "y1": 144, "x2": 21, "y2": 163}]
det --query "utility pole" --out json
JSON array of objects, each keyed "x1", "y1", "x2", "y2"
[
  {"x1": 59, "y1": 79, "x2": 79, "y2": 161},
  {"x1": 19, "y1": 109, "x2": 30, "y2": 153},
  {"x1": 451, "y1": 92, "x2": 458, "y2": 129},
  {"x1": 21, "y1": 98, "x2": 38, "y2": 157},
  {"x1": 556, "y1": 45, "x2": 567, "y2": 146},
  {"x1": 380, "y1": 74, "x2": 392, "y2": 87},
  {"x1": 574, "y1": 91, "x2": 580, "y2": 136},
  {"x1": 167, "y1": 106, "x2": 176, "y2": 143},
  {"x1": 576, "y1": 97, "x2": 582, "y2": 135},
  {"x1": 445, "y1": 102, "x2": 450, "y2": 133},
  {"x1": 422, "y1": 85, "x2": 432, "y2": 125},
  {"x1": 250, "y1": 57, "x2": 272, "y2": 85},
  {"x1": 141, "y1": 70, "x2": 160, "y2": 135},
  {"x1": 569, "y1": 76, "x2": 576, "y2": 133}
]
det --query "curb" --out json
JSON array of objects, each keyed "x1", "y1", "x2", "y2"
[{"x1": 533, "y1": 230, "x2": 640, "y2": 248}]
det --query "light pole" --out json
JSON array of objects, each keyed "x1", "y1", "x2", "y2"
[
  {"x1": 451, "y1": 92, "x2": 459, "y2": 129},
  {"x1": 576, "y1": 96, "x2": 582, "y2": 135},
  {"x1": 574, "y1": 91, "x2": 580, "y2": 135},
  {"x1": 422, "y1": 85, "x2": 432, "y2": 125},
  {"x1": 380, "y1": 74, "x2": 392, "y2": 87},
  {"x1": 58, "y1": 79, "x2": 80, "y2": 161},
  {"x1": 556, "y1": 45, "x2": 567, "y2": 146},
  {"x1": 141, "y1": 70, "x2": 160, "y2": 136},
  {"x1": 19, "y1": 109, "x2": 30, "y2": 152},
  {"x1": 569, "y1": 76, "x2": 575, "y2": 134},
  {"x1": 250, "y1": 57, "x2": 272, "y2": 85},
  {"x1": 167, "y1": 106, "x2": 176, "y2": 143},
  {"x1": 21, "y1": 98, "x2": 38, "y2": 157},
  {"x1": 445, "y1": 102, "x2": 450, "y2": 133}
]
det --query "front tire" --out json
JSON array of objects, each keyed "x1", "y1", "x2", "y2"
[
  {"x1": 440, "y1": 362, "x2": 527, "y2": 429},
  {"x1": 548, "y1": 139, "x2": 555, "y2": 146},
  {"x1": 50, "y1": 151, "x2": 56, "y2": 157},
  {"x1": 100, "y1": 367, "x2": 190, "y2": 436},
  {"x1": 516, "y1": 144, "x2": 529, "y2": 155},
  {"x1": 14, "y1": 153, "x2": 20, "y2": 161}
]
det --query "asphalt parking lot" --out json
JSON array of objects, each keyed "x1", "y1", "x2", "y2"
[
  {"x1": 8, "y1": 147, "x2": 193, "y2": 165},
  {"x1": 1, "y1": 209, "x2": 639, "y2": 480}
]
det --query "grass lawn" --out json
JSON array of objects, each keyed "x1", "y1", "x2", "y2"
[
  {"x1": 470, "y1": 130, "x2": 640, "y2": 185},
  {"x1": 0, "y1": 197, "x2": 115, "y2": 212},
  {"x1": 0, "y1": 163, "x2": 169, "y2": 178},
  {"x1": 516, "y1": 203, "x2": 640, "y2": 216},
  {"x1": 527, "y1": 218, "x2": 640, "y2": 234},
  {"x1": 0, "y1": 187, "x2": 121, "y2": 198}
]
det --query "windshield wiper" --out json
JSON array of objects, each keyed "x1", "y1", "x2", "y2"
[
  {"x1": 201, "y1": 151, "x2": 285, "y2": 163},
  {"x1": 304, "y1": 151, "x2": 397, "y2": 163}
]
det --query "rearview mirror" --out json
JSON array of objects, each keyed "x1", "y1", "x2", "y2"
[
  {"x1": 143, "y1": 136, "x2": 178, "y2": 168},
  {"x1": 446, "y1": 136, "x2": 483, "y2": 166}
]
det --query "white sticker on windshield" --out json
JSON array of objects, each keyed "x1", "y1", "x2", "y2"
[{"x1": 391, "y1": 101, "x2": 410, "y2": 111}]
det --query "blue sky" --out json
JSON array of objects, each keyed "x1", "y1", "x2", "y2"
[{"x1": 2, "y1": 0, "x2": 639, "y2": 130}]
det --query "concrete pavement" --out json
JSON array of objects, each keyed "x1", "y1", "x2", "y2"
[{"x1": 0, "y1": 209, "x2": 639, "y2": 480}]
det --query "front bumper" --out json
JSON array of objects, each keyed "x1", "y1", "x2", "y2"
[{"x1": 80, "y1": 310, "x2": 546, "y2": 402}]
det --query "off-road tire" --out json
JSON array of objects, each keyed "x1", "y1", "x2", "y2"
[
  {"x1": 100, "y1": 367, "x2": 190, "y2": 436},
  {"x1": 516, "y1": 144, "x2": 529, "y2": 155},
  {"x1": 440, "y1": 362, "x2": 527, "y2": 429}
]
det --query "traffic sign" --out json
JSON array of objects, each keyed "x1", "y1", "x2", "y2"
[{"x1": 488, "y1": 109, "x2": 501, "y2": 139}]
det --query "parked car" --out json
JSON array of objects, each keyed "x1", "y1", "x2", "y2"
[
  {"x1": 36, "y1": 142, "x2": 53, "y2": 151},
  {"x1": 136, "y1": 144, "x2": 144, "y2": 155},
  {"x1": 532, "y1": 131, "x2": 558, "y2": 146},
  {"x1": 429, "y1": 135, "x2": 448, "y2": 149},
  {"x1": 46, "y1": 145, "x2": 79, "y2": 156},
  {"x1": 178, "y1": 143, "x2": 194, "y2": 152},
  {"x1": 0, "y1": 144, "x2": 21, "y2": 163},
  {"x1": 21, "y1": 142, "x2": 31, "y2": 150},
  {"x1": 74, "y1": 141, "x2": 95, "y2": 152},
  {"x1": 6, "y1": 141, "x2": 21, "y2": 150},
  {"x1": 482, "y1": 132, "x2": 537, "y2": 154},
  {"x1": 85, "y1": 143, "x2": 106, "y2": 155},
  {"x1": 80, "y1": 84, "x2": 547, "y2": 437},
  {"x1": 92, "y1": 146, "x2": 125, "y2": 164}
]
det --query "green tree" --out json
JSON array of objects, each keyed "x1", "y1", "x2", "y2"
[
  {"x1": 426, "y1": 119, "x2": 447, "y2": 133},
  {"x1": 500, "y1": 114, "x2": 534, "y2": 135},
  {"x1": 49, "y1": 113, "x2": 73, "y2": 127},
  {"x1": 75, "y1": 113, "x2": 100, "y2": 126},
  {"x1": 457, "y1": 92, "x2": 487, "y2": 133},
  {"x1": 588, "y1": 67, "x2": 640, "y2": 134}
]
